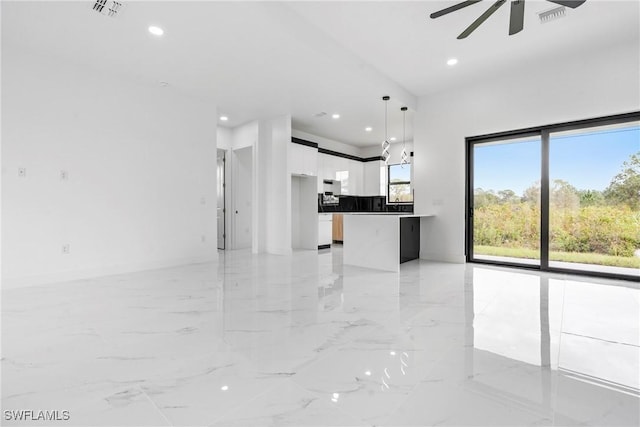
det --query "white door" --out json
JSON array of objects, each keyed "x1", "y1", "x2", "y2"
[{"x1": 217, "y1": 150, "x2": 225, "y2": 250}]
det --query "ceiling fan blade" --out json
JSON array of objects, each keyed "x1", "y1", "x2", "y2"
[
  {"x1": 509, "y1": 0, "x2": 525, "y2": 35},
  {"x1": 546, "y1": 0, "x2": 586, "y2": 8},
  {"x1": 430, "y1": 0, "x2": 482, "y2": 19},
  {"x1": 458, "y1": 0, "x2": 507, "y2": 39}
]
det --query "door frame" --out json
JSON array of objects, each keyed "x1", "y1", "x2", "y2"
[
  {"x1": 465, "y1": 111, "x2": 640, "y2": 281},
  {"x1": 217, "y1": 149, "x2": 226, "y2": 250}
]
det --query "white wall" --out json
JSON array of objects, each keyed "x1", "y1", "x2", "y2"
[
  {"x1": 232, "y1": 146, "x2": 253, "y2": 249},
  {"x1": 262, "y1": 115, "x2": 292, "y2": 255},
  {"x1": 217, "y1": 127, "x2": 232, "y2": 150},
  {"x1": 228, "y1": 118, "x2": 293, "y2": 255},
  {"x1": 361, "y1": 141, "x2": 414, "y2": 197},
  {"x1": 232, "y1": 121, "x2": 259, "y2": 150},
  {"x1": 229, "y1": 121, "x2": 258, "y2": 250},
  {"x1": 363, "y1": 160, "x2": 384, "y2": 196},
  {"x1": 291, "y1": 176, "x2": 302, "y2": 249},
  {"x1": 414, "y1": 42, "x2": 640, "y2": 263},
  {"x1": 2, "y1": 48, "x2": 218, "y2": 287},
  {"x1": 291, "y1": 175, "x2": 318, "y2": 250}
]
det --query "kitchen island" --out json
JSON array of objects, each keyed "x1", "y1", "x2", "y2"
[{"x1": 343, "y1": 213, "x2": 434, "y2": 272}]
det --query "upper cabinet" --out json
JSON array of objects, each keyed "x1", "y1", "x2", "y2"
[
  {"x1": 348, "y1": 159, "x2": 363, "y2": 196},
  {"x1": 288, "y1": 140, "x2": 379, "y2": 196},
  {"x1": 289, "y1": 143, "x2": 317, "y2": 176},
  {"x1": 316, "y1": 153, "x2": 363, "y2": 195},
  {"x1": 363, "y1": 160, "x2": 385, "y2": 196}
]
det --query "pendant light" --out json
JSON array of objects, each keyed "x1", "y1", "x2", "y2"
[
  {"x1": 400, "y1": 106, "x2": 408, "y2": 168},
  {"x1": 381, "y1": 96, "x2": 390, "y2": 164}
]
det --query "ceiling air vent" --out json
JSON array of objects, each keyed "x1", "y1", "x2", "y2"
[
  {"x1": 538, "y1": 5, "x2": 566, "y2": 23},
  {"x1": 92, "y1": 0, "x2": 123, "y2": 18}
]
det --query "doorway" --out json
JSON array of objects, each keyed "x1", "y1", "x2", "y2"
[
  {"x1": 466, "y1": 113, "x2": 640, "y2": 280},
  {"x1": 217, "y1": 149, "x2": 225, "y2": 250}
]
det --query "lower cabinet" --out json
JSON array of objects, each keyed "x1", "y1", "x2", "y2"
[
  {"x1": 318, "y1": 214, "x2": 333, "y2": 249},
  {"x1": 400, "y1": 217, "x2": 420, "y2": 263},
  {"x1": 332, "y1": 214, "x2": 343, "y2": 242}
]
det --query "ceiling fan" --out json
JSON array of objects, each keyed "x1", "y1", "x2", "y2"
[{"x1": 430, "y1": 0, "x2": 586, "y2": 39}]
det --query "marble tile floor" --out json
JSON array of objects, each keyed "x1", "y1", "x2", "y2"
[{"x1": 2, "y1": 248, "x2": 639, "y2": 426}]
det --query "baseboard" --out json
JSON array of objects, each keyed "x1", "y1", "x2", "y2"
[
  {"x1": 2, "y1": 254, "x2": 217, "y2": 289},
  {"x1": 419, "y1": 252, "x2": 466, "y2": 264}
]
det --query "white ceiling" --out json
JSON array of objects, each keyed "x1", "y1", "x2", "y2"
[{"x1": 2, "y1": 1, "x2": 638, "y2": 148}]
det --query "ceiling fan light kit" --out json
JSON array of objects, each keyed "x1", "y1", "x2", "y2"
[{"x1": 430, "y1": 0, "x2": 586, "y2": 39}]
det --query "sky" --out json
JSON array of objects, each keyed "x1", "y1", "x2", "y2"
[
  {"x1": 474, "y1": 125, "x2": 640, "y2": 195},
  {"x1": 389, "y1": 163, "x2": 411, "y2": 181}
]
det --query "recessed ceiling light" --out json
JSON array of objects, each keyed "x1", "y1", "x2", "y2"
[
  {"x1": 365, "y1": 127, "x2": 372, "y2": 132},
  {"x1": 148, "y1": 26, "x2": 164, "y2": 36},
  {"x1": 219, "y1": 116, "x2": 229, "y2": 121},
  {"x1": 390, "y1": 137, "x2": 397, "y2": 141},
  {"x1": 447, "y1": 58, "x2": 458, "y2": 66},
  {"x1": 332, "y1": 114, "x2": 340, "y2": 119}
]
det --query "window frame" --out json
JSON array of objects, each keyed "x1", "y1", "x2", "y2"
[
  {"x1": 387, "y1": 163, "x2": 413, "y2": 204},
  {"x1": 465, "y1": 111, "x2": 640, "y2": 282}
]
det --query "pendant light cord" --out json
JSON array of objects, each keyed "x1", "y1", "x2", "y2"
[
  {"x1": 402, "y1": 108, "x2": 406, "y2": 150},
  {"x1": 384, "y1": 100, "x2": 388, "y2": 142}
]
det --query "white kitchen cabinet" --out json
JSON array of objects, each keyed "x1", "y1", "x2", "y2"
[
  {"x1": 318, "y1": 153, "x2": 339, "y2": 192},
  {"x1": 289, "y1": 143, "x2": 317, "y2": 176},
  {"x1": 318, "y1": 213, "x2": 333, "y2": 248},
  {"x1": 363, "y1": 160, "x2": 385, "y2": 196},
  {"x1": 348, "y1": 159, "x2": 363, "y2": 195},
  {"x1": 316, "y1": 153, "x2": 366, "y2": 196}
]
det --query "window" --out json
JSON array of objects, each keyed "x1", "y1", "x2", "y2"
[{"x1": 388, "y1": 163, "x2": 413, "y2": 203}]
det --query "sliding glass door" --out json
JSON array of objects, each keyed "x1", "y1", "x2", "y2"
[
  {"x1": 467, "y1": 113, "x2": 640, "y2": 280},
  {"x1": 549, "y1": 122, "x2": 640, "y2": 277},
  {"x1": 471, "y1": 135, "x2": 541, "y2": 266}
]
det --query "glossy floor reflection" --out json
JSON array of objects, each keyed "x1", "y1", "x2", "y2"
[{"x1": 2, "y1": 248, "x2": 639, "y2": 426}]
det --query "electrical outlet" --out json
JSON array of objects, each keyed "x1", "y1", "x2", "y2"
[
  {"x1": 60, "y1": 170, "x2": 69, "y2": 181},
  {"x1": 62, "y1": 244, "x2": 70, "y2": 254},
  {"x1": 201, "y1": 235, "x2": 206, "y2": 243},
  {"x1": 18, "y1": 168, "x2": 26, "y2": 178},
  {"x1": 200, "y1": 197, "x2": 206, "y2": 205}
]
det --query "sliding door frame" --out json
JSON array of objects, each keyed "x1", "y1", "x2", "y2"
[{"x1": 466, "y1": 111, "x2": 640, "y2": 281}]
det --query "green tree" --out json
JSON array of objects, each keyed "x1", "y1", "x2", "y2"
[
  {"x1": 522, "y1": 181, "x2": 540, "y2": 205},
  {"x1": 578, "y1": 189, "x2": 605, "y2": 207},
  {"x1": 498, "y1": 189, "x2": 519, "y2": 204},
  {"x1": 604, "y1": 152, "x2": 640, "y2": 210},
  {"x1": 474, "y1": 188, "x2": 499, "y2": 208},
  {"x1": 551, "y1": 179, "x2": 579, "y2": 210}
]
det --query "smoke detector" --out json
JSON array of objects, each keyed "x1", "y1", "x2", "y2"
[
  {"x1": 538, "y1": 5, "x2": 566, "y2": 23},
  {"x1": 92, "y1": 0, "x2": 123, "y2": 18}
]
